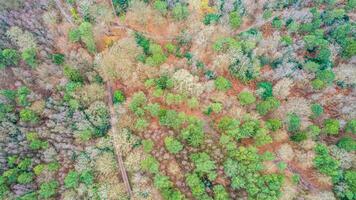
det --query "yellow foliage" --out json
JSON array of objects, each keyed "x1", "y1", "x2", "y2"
[{"x1": 200, "y1": 0, "x2": 216, "y2": 14}]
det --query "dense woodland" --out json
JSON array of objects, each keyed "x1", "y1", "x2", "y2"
[{"x1": 0, "y1": 0, "x2": 355, "y2": 199}]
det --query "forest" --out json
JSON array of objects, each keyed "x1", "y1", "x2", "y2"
[{"x1": 0, "y1": 0, "x2": 355, "y2": 199}]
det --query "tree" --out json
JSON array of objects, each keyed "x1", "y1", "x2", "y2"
[
  {"x1": 181, "y1": 120, "x2": 205, "y2": 147},
  {"x1": 141, "y1": 155, "x2": 159, "y2": 174},
  {"x1": 172, "y1": 3, "x2": 189, "y2": 21},
  {"x1": 154, "y1": 174, "x2": 172, "y2": 189},
  {"x1": 17, "y1": 172, "x2": 33, "y2": 184},
  {"x1": 345, "y1": 119, "x2": 356, "y2": 134},
  {"x1": 142, "y1": 139, "x2": 154, "y2": 153},
  {"x1": 51, "y1": 53, "x2": 65, "y2": 65},
  {"x1": 213, "y1": 185, "x2": 230, "y2": 200},
  {"x1": 64, "y1": 171, "x2": 79, "y2": 189},
  {"x1": 337, "y1": 137, "x2": 356, "y2": 152},
  {"x1": 185, "y1": 173, "x2": 211, "y2": 199},
  {"x1": 323, "y1": 119, "x2": 340, "y2": 135},
  {"x1": 229, "y1": 12, "x2": 242, "y2": 29},
  {"x1": 190, "y1": 152, "x2": 217, "y2": 180},
  {"x1": 311, "y1": 103, "x2": 324, "y2": 118},
  {"x1": 21, "y1": 48, "x2": 37, "y2": 68},
  {"x1": 257, "y1": 82, "x2": 273, "y2": 100},
  {"x1": 129, "y1": 91, "x2": 147, "y2": 116},
  {"x1": 39, "y1": 181, "x2": 59, "y2": 198},
  {"x1": 266, "y1": 118, "x2": 282, "y2": 131},
  {"x1": 164, "y1": 136, "x2": 183, "y2": 154},
  {"x1": 215, "y1": 76, "x2": 231, "y2": 91},
  {"x1": 78, "y1": 22, "x2": 96, "y2": 53},
  {"x1": 1, "y1": 49, "x2": 20, "y2": 68},
  {"x1": 256, "y1": 97, "x2": 280, "y2": 116},
  {"x1": 113, "y1": 90, "x2": 125, "y2": 104},
  {"x1": 314, "y1": 144, "x2": 340, "y2": 181},
  {"x1": 63, "y1": 65, "x2": 84, "y2": 83},
  {"x1": 19, "y1": 109, "x2": 38, "y2": 123},
  {"x1": 238, "y1": 91, "x2": 256, "y2": 105},
  {"x1": 154, "y1": 0, "x2": 168, "y2": 15},
  {"x1": 287, "y1": 113, "x2": 301, "y2": 133}
]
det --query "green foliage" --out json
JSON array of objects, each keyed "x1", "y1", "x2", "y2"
[
  {"x1": 314, "y1": 143, "x2": 340, "y2": 182},
  {"x1": 181, "y1": 120, "x2": 205, "y2": 147},
  {"x1": 68, "y1": 28, "x2": 81, "y2": 43},
  {"x1": 185, "y1": 173, "x2": 211, "y2": 200},
  {"x1": 213, "y1": 37, "x2": 240, "y2": 52},
  {"x1": 256, "y1": 97, "x2": 280, "y2": 116},
  {"x1": 190, "y1": 152, "x2": 217, "y2": 180},
  {"x1": 154, "y1": 0, "x2": 168, "y2": 15},
  {"x1": 63, "y1": 65, "x2": 84, "y2": 83},
  {"x1": 64, "y1": 171, "x2": 79, "y2": 189},
  {"x1": 337, "y1": 137, "x2": 356, "y2": 152},
  {"x1": 51, "y1": 53, "x2": 65, "y2": 65},
  {"x1": 159, "y1": 109, "x2": 185, "y2": 129},
  {"x1": 214, "y1": 76, "x2": 231, "y2": 91},
  {"x1": 21, "y1": 48, "x2": 37, "y2": 68},
  {"x1": 238, "y1": 91, "x2": 256, "y2": 105},
  {"x1": 239, "y1": 119, "x2": 260, "y2": 139},
  {"x1": 277, "y1": 162, "x2": 287, "y2": 171},
  {"x1": 287, "y1": 113, "x2": 300, "y2": 133},
  {"x1": 17, "y1": 86, "x2": 30, "y2": 107},
  {"x1": 129, "y1": 91, "x2": 147, "y2": 116},
  {"x1": 142, "y1": 139, "x2": 154, "y2": 153},
  {"x1": 323, "y1": 119, "x2": 340, "y2": 135},
  {"x1": 187, "y1": 97, "x2": 199, "y2": 109},
  {"x1": 145, "y1": 44, "x2": 167, "y2": 66},
  {"x1": 281, "y1": 35, "x2": 293, "y2": 45},
  {"x1": 135, "y1": 118, "x2": 149, "y2": 130},
  {"x1": 16, "y1": 172, "x2": 33, "y2": 184},
  {"x1": 1, "y1": 49, "x2": 20, "y2": 68},
  {"x1": 80, "y1": 170, "x2": 94, "y2": 186},
  {"x1": 306, "y1": 125, "x2": 321, "y2": 138},
  {"x1": 316, "y1": 69, "x2": 335, "y2": 85},
  {"x1": 38, "y1": 180, "x2": 59, "y2": 198},
  {"x1": 135, "y1": 32, "x2": 150, "y2": 55},
  {"x1": 266, "y1": 118, "x2": 282, "y2": 131},
  {"x1": 164, "y1": 136, "x2": 183, "y2": 154},
  {"x1": 19, "y1": 109, "x2": 38, "y2": 123},
  {"x1": 165, "y1": 43, "x2": 177, "y2": 54},
  {"x1": 154, "y1": 174, "x2": 172, "y2": 189},
  {"x1": 290, "y1": 132, "x2": 307, "y2": 142},
  {"x1": 257, "y1": 82, "x2": 273, "y2": 100},
  {"x1": 113, "y1": 90, "x2": 125, "y2": 104},
  {"x1": 217, "y1": 116, "x2": 240, "y2": 138},
  {"x1": 272, "y1": 17, "x2": 283, "y2": 29},
  {"x1": 254, "y1": 128, "x2": 273, "y2": 146},
  {"x1": 78, "y1": 22, "x2": 96, "y2": 54},
  {"x1": 213, "y1": 185, "x2": 229, "y2": 200},
  {"x1": 344, "y1": 38, "x2": 356, "y2": 58},
  {"x1": 229, "y1": 12, "x2": 242, "y2": 29},
  {"x1": 113, "y1": 0, "x2": 129, "y2": 15},
  {"x1": 311, "y1": 103, "x2": 324, "y2": 118},
  {"x1": 144, "y1": 103, "x2": 161, "y2": 117},
  {"x1": 172, "y1": 3, "x2": 189, "y2": 21},
  {"x1": 311, "y1": 78, "x2": 326, "y2": 90},
  {"x1": 263, "y1": 10, "x2": 272, "y2": 20},
  {"x1": 141, "y1": 155, "x2": 159, "y2": 174},
  {"x1": 203, "y1": 13, "x2": 220, "y2": 25},
  {"x1": 345, "y1": 119, "x2": 356, "y2": 134},
  {"x1": 304, "y1": 61, "x2": 320, "y2": 72}
]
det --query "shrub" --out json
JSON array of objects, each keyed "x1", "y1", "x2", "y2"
[
  {"x1": 314, "y1": 144, "x2": 340, "y2": 181},
  {"x1": 181, "y1": 120, "x2": 205, "y2": 147},
  {"x1": 141, "y1": 155, "x2": 159, "y2": 174},
  {"x1": 19, "y1": 109, "x2": 38, "y2": 123},
  {"x1": 113, "y1": 90, "x2": 125, "y2": 104},
  {"x1": 337, "y1": 137, "x2": 356, "y2": 152},
  {"x1": 154, "y1": 0, "x2": 168, "y2": 15},
  {"x1": 238, "y1": 91, "x2": 256, "y2": 105},
  {"x1": 214, "y1": 76, "x2": 231, "y2": 91},
  {"x1": 51, "y1": 53, "x2": 65, "y2": 65},
  {"x1": 229, "y1": 12, "x2": 242, "y2": 28},
  {"x1": 256, "y1": 97, "x2": 280, "y2": 115},
  {"x1": 323, "y1": 119, "x2": 340, "y2": 135},
  {"x1": 257, "y1": 82, "x2": 273, "y2": 100},
  {"x1": 142, "y1": 139, "x2": 154, "y2": 153},
  {"x1": 78, "y1": 22, "x2": 96, "y2": 53},
  {"x1": 1, "y1": 49, "x2": 20, "y2": 68},
  {"x1": 63, "y1": 65, "x2": 83, "y2": 83},
  {"x1": 64, "y1": 171, "x2": 79, "y2": 189},
  {"x1": 190, "y1": 152, "x2": 217, "y2": 180},
  {"x1": 68, "y1": 28, "x2": 81, "y2": 43},
  {"x1": 287, "y1": 113, "x2": 301, "y2": 133},
  {"x1": 345, "y1": 119, "x2": 356, "y2": 134},
  {"x1": 164, "y1": 136, "x2": 183, "y2": 154},
  {"x1": 172, "y1": 3, "x2": 189, "y2": 21},
  {"x1": 266, "y1": 118, "x2": 282, "y2": 131},
  {"x1": 17, "y1": 172, "x2": 33, "y2": 184},
  {"x1": 213, "y1": 185, "x2": 229, "y2": 200},
  {"x1": 38, "y1": 181, "x2": 59, "y2": 198},
  {"x1": 311, "y1": 103, "x2": 324, "y2": 118},
  {"x1": 21, "y1": 48, "x2": 37, "y2": 68},
  {"x1": 290, "y1": 132, "x2": 307, "y2": 142}
]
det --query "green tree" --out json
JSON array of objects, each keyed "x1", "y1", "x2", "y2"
[
  {"x1": 181, "y1": 120, "x2": 205, "y2": 147},
  {"x1": 229, "y1": 12, "x2": 242, "y2": 28},
  {"x1": 64, "y1": 171, "x2": 79, "y2": 189},
  {"x1": 345, "y1": 119, "x2": 356, "y2": 134},
  {"x1": 142, "y1": 139, "x2": 154, "y2": 153},
  {"x1": 154, "y1": 0, "x2": 168, "y2": 15},
  {"x1": 314, "y1": 144, "x2": 340, "y2": 181},
  {"x1": 1, "y1": 49, "x2": 20, "y2": 68},
  {"x1": 17, "y1": 172, "x2": 33, "y2": 184},
  {"x1": 172, "y1": 3, "x2": 189, "y2": 21},
  {"x1": 256, "y1": 97, "x2": 280, "y2": 115},
  {"x1": 266, "y1": 118, "x2": 282, "y2": 131},
  {"x1": 287, "y1": 113, "x2": 300, "y2": 133},
  {"x1": 38, "y1": 181, "x2": 59, "y2": 198},
  {"x1": 337, "y1": 137, "x2": 356, "y2": 152},
  {"x1": 190, "y1": 152, "x2": 217, "y2": 180},
  {"x1": 21, "y1": 48, "x2": 37, "y2": 68},
  {"x1": 164, "y1": 136, "x2": 183, "y2": 154},
  {"x1": 63, "y1": 65, "x2": 83, "y2": 83},
  {"x1": 78, "y1": 22, "x2": 96, "y2": 53},
  {"x1": 238, "y1": 91, "x2": 256, "y2": 105},
  {"x1": 19, "y1": 109, "x2": 38, "y2": 123},
  {"x1": 113, "y1": 90, "x2": 125, "y2": 104},
  {"x1": 215, "y1": 76, "x2": 231, "y2": 91},
  {"x1": 51, "y1": 53, "x2": 65, "y2": 65},
  {"x1": 141, "y1": 155, "x2": 159, "y2": 174},
  {"x1": 213, "y1": 185, "x2": 230, "y2": 200},
  {"x1": 323, "y1": 119, "x2": 340, "y2": 135},
  {"x1": 311, "y1": 103, "x2": 324, "y2": 118},
  {"x1": 257, "y1": 81, "x2": 273, "y2": 100}
]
